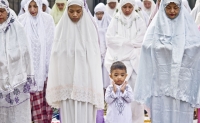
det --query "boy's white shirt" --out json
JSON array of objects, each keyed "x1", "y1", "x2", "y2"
[{"x1": 105, "y1": 83, "x2": 133, "y2": 123}]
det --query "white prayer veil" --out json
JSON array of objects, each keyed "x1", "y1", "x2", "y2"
[
  {"x1": 106, "y1": 0, "x2": 118, "y2": 17},
  {"x1": 0, "y1": 0, "x2": 35, "y2": 94},
  {"x1": 134, "y1": 0, "x2": 200, "y2": 108},
  {"x1": 18, "y1": 0, "x2": 29, "y2": 16},
  {"x1": 182, "y1": 0, "x2": 191, "y2": 12},
  {"x1": 46, "y1": 0, "x2": 104, "y2": 109},
  {"x1": 42, "y1": 0, "x2": 52, "y2": 14},
  {"x1": 18, "y1": 0, "x2": 55, "y2": 91},
  {"x1": 142, "y1": 0, "x2": 156, "y2": 16},
  {"x1": 191, "y1": 1, "x2": 200, "y2": 21},
  {"x1": 105, "y1": 0, "x2": 146, "y2": 82}
]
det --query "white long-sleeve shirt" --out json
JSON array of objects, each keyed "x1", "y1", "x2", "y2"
[{"x1": 105, "y1": 84, "x2": 133, "y2": 123}]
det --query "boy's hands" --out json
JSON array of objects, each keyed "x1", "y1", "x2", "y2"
[
  {"x1": 112, "y1": 81, "x2": 117, "y2": 93},
  {"x1": 120, "y1": 81, "x2": 127, "y2": 93}
]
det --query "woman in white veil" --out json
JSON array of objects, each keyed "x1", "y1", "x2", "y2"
[
  {"x1": 46, "y1": 0, "x2": 104, "y2": 122},
  {"x1": 134, "y1": 0, "x2": 200, "y2": 122}
]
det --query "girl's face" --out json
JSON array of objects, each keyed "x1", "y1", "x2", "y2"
[
  {"x1": 110, "y1": 69, "x2": 127, "y2": 86},
  {"x1": 165, "y1": 2, "x2": 180, "y2": 19},
  {"x1": 122, "y1": 3, "x2": 134, "y2": 16},
  {"x1": 42, "y1": 4, "x2": 47, "y2": 12},
  {"x1": 108, "y1": 2, "x2": 117, "y2": 9},
  {"x1": 0, "y1": 8, "x2": 7, "y2": 24},
  {"x1": 95, "y1": 11, "x2": 104, "y2": 20},
  {"x1": 28, "y1": 0, "x2": 38, "y2": 16},
  {"x1": 144, "y1": 1, "x2": 152, "y2": 9},
  {"x1": 68, "y1": 5, "x2": 83, "y2": 23},
  {"x1": 57, "y1": 3, "x2": 65, "y2": 11}
]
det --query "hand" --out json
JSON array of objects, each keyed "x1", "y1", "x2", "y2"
[
  {"x1": 112, "y1": 81, "x2": 117, "y2": 93},
  {"x1": 120, "y1": 81, "x2": 127, "y2": 93}
]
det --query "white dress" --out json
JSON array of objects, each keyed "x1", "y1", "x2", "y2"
[
  {"x1": 105, "y1": 84, "x2": 133, "y2": 123},
  {"x1": 46, "y1": 0, "x2": 104, "y2": 123}
]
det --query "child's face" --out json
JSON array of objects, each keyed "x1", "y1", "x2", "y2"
[
  {"x1": 108, "y1": 2, "x2": 117, "y2": 9},
  {"x1": 95, "y1": 11, "x2": 104, "y2": 20},
  {"x1": 110, "y1": 69, "x2": 127, "y2": 85}
]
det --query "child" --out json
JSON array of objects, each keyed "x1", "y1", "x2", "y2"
[{"x1": 105, "y1": 61, "x2": 133, "y2": 123}]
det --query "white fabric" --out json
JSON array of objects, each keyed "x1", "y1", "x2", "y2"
[
  {"x1": 106, "y1": 0, "x2": 118, "y2": 17},
  {"x1": 191, "y1": 3, "x2": 200, "y2": 21},
  {"x1": 142, "y1": 0, "x2": 156, "y2": 16},
  {"x1": 182, "y1": 0, "x2": 191, "y2": 12},
  {"x1": 105, "y1": 0, "x2": 146, "y2": 122},
  {"x1": 0, "y1": 99, "x2": 31, "y2": 123},
  {"x1": 134, "y1": 0, "x2": 200, "y2": 108},
  {"x1": 46, "y1": 0, "x2": 104, "y2": 109},
  {"x1": 105, "y1": 84, "x2": 133, "y2": 123},
  {"x1": 135, "y1": 0, "x2": 142, "y2": 8},
  {"x1": 94, "y1": 3, "x2": 111, "y2": 89},
  {"x1": 195, "y1": 12, "x2": 200, "y2": 26},
  {"x1": 18, "y1": 0, "x2": 29, "y2": 16},
  {"x1": 60, "y1": 100, "x2": 97, "y2": 123},
  {"x1": 0, "y1": 0, "x2": 34, "y2": 94},
  {"x1": 195, "y1": 0, "x2": 200, "y2": 7},
  {"x1": 105, "y1": 0, "x2": 146, "y2": 81},
  {"x1": 18, "y1": 0, "x2": 55, "y2": 91},
  {"x1": 150, "y1": 96, "x2": 194, "y2": 123},
  {"x1": 42, "y1": 0, "x2": 52, "y2": 14}
]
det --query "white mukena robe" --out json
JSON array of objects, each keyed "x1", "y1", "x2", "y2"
[{"x1": 46, "y1": 0, "x2": 104, "y2": 123}]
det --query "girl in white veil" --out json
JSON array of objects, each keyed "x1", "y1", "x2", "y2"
[{"x1": 18, "y1": 0, "x2": 55, "y2": 122}]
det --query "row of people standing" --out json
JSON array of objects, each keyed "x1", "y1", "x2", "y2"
[{"x1": 94, "y1": 0, "x2": 200, "y2": 123}]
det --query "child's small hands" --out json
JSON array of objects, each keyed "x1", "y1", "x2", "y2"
[
  {"x1": 120, "y1": 81, "x2": 127, "y2": 93},
  {"x1": 112, "y1": 81, "x2": 117, "y2": 93}
]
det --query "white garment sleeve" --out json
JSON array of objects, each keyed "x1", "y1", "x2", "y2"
[
  {"x1": 121, "y1": 85, "x2": 133, "y2": 103},
  {"x1": 105, "y1": 85, "x2": 118, "y2": 104}
]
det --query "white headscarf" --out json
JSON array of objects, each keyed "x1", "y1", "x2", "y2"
[
  {"x1": 18, "y1": 0, "x2": 55, "y2": 91},
  {"x1": 46, "y1": 0, "x2": 104, "y2": 109},
  {"x1": 51, "y1": 0, "x2": 67, "y2": 24},
  {"x1": 106, "y1": 0, "x2": 118, "y2": 17},
  {"x1": 0, "y1": 0, "x2": 34, "y2": 94},
  {"x1": 191, "y1": 2, "x2": 200, "y2": 21},
  {"x1": 105, "y1": 0, "x2": 146, "y2": 82},
  {"x1": 42, "y1": 0, "x2": 52, "y2": 14},
  {"x1": 134, "y1": 0, "x2": 200, "y2": 108},
  {"x1": 142, "y1": 0, "x2": 156, "y2": 16},
  {"x1": 94, "y1": 3, "x2": 111, "y2": 58},
  {"x1": 182, "y1": 0, "x2": 191, "y2": 12},
  {"x1": 195, "y1": 0, "x2": 200, "y2": 7},
  {"x1": 18, "y1": 0, "x2": 29, "y2": 16}
]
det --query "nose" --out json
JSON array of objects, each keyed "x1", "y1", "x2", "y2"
[
  {"x1": 125, "y1": 8, "x2": 129, "y2": 12},
  {"x1": 170, "y1": 8, "x2": 175, "y2": 13},
  {"x1": 73, "y1": 12, "x2": 78, "y2": 17}
]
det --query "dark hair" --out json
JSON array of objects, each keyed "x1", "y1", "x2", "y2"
[{"x1": 110, "y1": 61, "x2": 127, "y2": 73}]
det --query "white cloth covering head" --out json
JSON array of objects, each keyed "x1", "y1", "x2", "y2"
[
  {"x1": 142, "y1": 0, "x2": 156, "y2": 16},
  {"x1": 51, "y1": 0, "x2": 67, "y2": 24},
  {"x1": 182, "y1": 0, "x2": 191, "y2": 12},
  {"x1": 18, "y1": 0, "x2": 55, "y2": 91},
  {"x1": 42, "y1": 0, "x2": 52, "y2": 14},
  {"x1": 94, "y1": 2, "x2": 111, "y2": 29},
  {"x1": 107, "y1": 0, "x2": 118, "y2": 3},
  {"x1": 18, "y1": 0, "x2": 29, "y2": 16},
  {"x1": 105, "y1": 0, "x2": 146, "y2": 82},
  {"x1": 195, "y1": 0, "x2": 200, "y2": 7},
  {"x1": 106, "y1": 0, "x2": 118, "y2": 17},
  {"x1": 191, "y1": 1, "x2": 200, "y2": 21},
  {"x1": 0, "y1": 0, "x2": 35, "y2": 93},
  {"x1": 134, "y1": 0, "x2": 200, "y2": 108},
  {"x1": 46, "y1": 0, "x2": 104, "y2": 109}
]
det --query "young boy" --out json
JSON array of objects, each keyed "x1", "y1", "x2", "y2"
[{"x1": 105, "y1": 61, "x2": 133, "y2": 123}]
